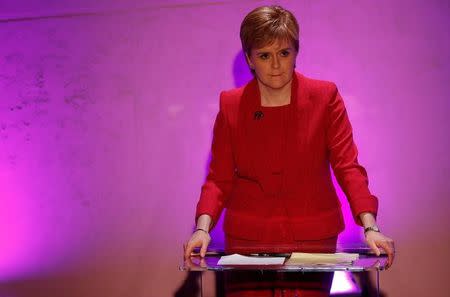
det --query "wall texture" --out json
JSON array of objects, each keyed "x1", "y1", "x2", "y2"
[{"x1": 0, "y1": 0, "x2": 449, "y2": 296}]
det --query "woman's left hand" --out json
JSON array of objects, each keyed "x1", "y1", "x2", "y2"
[{"x1": 365, "y1": 231, "x2": 395, "y2": 269}]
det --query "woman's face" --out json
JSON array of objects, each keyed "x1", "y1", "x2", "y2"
[{"x1": 246, "y1": 39, "x2": 297, "y2": 90}]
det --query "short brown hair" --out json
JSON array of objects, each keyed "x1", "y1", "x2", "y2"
[{"x1": 240, "y1": 5, "x2": 300, "y2": 56}]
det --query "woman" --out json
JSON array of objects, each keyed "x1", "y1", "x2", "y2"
[{"x1": 184, "y1": 5, "x2": 395, "y2": 297}]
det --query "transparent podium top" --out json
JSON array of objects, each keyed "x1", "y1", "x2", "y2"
[{"x1": 180, "y1": 244, "x2": 388, "y2": 272}]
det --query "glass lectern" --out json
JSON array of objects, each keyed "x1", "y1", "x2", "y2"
[{"x1": 180, "y1": 244, "x2": 388, "y2": 297}]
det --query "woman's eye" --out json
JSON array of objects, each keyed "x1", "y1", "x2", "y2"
[
  {"x1": 280, "y1": 50, "x2": 290, "y2": 57},
  {"x1": 259, "y1": 53, "x2": 270, "y2": 60}
]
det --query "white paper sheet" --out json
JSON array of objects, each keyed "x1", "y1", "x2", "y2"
[{"x1": 218, "y1": 254, "x2": 286, "y2": 265}]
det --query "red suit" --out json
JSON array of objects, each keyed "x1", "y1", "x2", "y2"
[{"x1": 195, "y1": 71, "x2": 378, "y2": 296}]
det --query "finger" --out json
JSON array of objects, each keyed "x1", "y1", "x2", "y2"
[
  {"x1": 200, "y1": 240, "x2": 208, "y2": 258},
  {"x1": 391, "y1": 240, "x2": 396, "y2": 260},
  {"x1": 379, "y1": 241, "x2": 394, "y2": 268},
  {"x1": 199, "y1": 257, "x2": 207, "y2": 268},
  {"x1": 184, "y1": 246, "x2": 189, "y2": 260},
  {"x1": 184, "y1": 242, "x2": 194, "y2": 260},
  {"x1": 387, "y1": 246, "x2": 395, "y2": 268},
  {"x1": 390, "y1": 240, "x2": 396, "y2": 263},
  {"x1": 367, "y1": 239, "x2": 381, "y2": 256},
  {"x1": 184, "y1": 256, "x2": 194, "y2": 268},
  {"x1": 375, "y1": 241, "x2": 392, "y2": 270}
]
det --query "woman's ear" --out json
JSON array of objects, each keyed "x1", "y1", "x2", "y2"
[{"x1": 245, "y1": 52, "x2": 254, "y2": 70}]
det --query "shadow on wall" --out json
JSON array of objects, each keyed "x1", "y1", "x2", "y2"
[
  {"x1": 175, "y1": 50, "x2": 251, "y2": 297},
  {"x1": 184, "y1": 49, "x2": 253, "y2": 247},
  {"x1": 232, "y1": 50, "x2": 254, "y2": 88},
  {"x1": 207, "y1": 50, "x2": 253, "y2": 248}
]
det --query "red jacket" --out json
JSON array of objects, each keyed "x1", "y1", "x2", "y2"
[{"x1": 196, "y1": 71, "x2": 378, "y2": 241}]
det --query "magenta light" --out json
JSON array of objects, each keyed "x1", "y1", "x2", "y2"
[{"x1": 330, "y1": 271, "x2": 361, "y2": 294}]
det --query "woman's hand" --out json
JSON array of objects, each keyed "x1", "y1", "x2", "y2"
[
  {"x1": 183, "y1": 229, "x2": 211, "y2": 260},
  {"x1": 365, "y1": 231, "x2": 395, "y2": 269}
]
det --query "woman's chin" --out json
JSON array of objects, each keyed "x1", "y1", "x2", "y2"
[{"x1": 262, "y1": 78, "x2": 291, "y2": 90}]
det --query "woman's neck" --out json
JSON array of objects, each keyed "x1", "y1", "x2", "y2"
[{"x1": 257, "y1": 79, "x2": 292, "y2": 107}]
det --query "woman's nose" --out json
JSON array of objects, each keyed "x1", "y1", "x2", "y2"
[{"x1": 272, "y1": 56, "x2": 280, "y2": 69}]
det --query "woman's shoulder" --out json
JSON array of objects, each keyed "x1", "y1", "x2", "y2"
[
  {"x1": 218, "y1": 79, "x2": 256, "y2": 108},
  {"x1": 220, "y1": 85, "x2": 246, "y2": 101},
  {"x1": 298, "y1": 72, "x2": 338, "y2": 95}
]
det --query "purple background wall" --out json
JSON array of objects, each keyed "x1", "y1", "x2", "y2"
[{"x1": 0, "y1": 1, "x2": 449, "y2": 296}]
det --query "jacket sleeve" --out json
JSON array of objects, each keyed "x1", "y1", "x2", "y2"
[
  {"x1": 326, "y1": 85, "x2": 378, "y2": 226},
  {"x1": 195, "y1": 92, "x2": 235, "y2": 228}
]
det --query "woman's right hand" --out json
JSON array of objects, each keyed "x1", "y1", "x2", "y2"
[{"x1": 183, "y1": 229, "x2": 211, "y2": 260}]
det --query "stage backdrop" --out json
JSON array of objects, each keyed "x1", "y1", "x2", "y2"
[{"x1": 0, "y1": 0, "x2": 449, "y2": 296}]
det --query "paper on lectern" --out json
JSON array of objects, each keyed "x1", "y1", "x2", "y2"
[
  {"x1": 286, "y1": 252, "x2": 359, "y2": 265},
  {"x1": 218, "y1": 254, "x2": 286, "y2": 265}
]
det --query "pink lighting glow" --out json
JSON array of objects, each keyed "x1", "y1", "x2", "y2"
[
  {"x1": 0, "y1": 1, "x2": 449, "y2": 297},
  {"x1": 330, "y1": 272, "x2": 361, "y2": 295}
]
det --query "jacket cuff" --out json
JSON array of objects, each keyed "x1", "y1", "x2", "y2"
[
  {"x1": 351, "y1": 195, "x2": 379, "y2": 226},
  {"x1": 195, "y1": 200, "x2": 223, "y2": 229}
]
